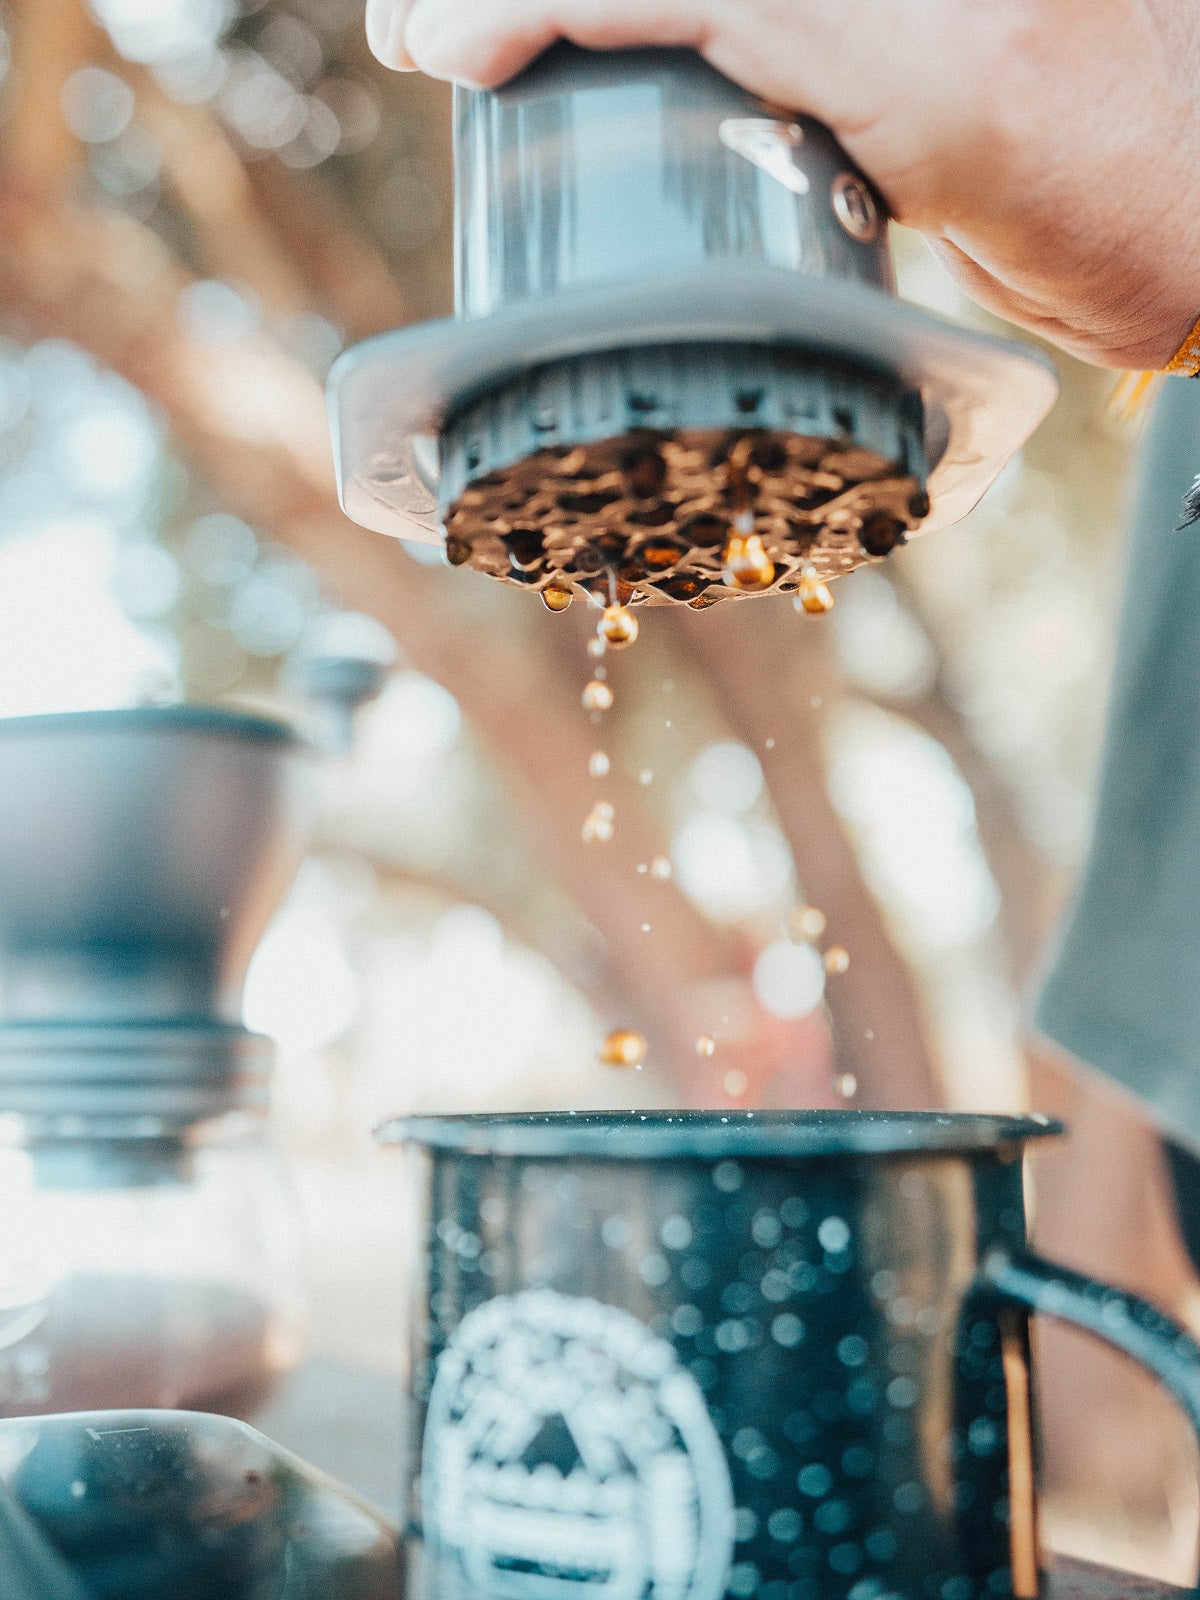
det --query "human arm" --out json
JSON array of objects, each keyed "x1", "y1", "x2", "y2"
[{"x1": 366, "y1": 0, "x2": 1200, "y2": 373}]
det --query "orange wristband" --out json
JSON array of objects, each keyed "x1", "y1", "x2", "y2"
[{"x1": 1164, "y1": 312, "x2": 1200, "y2": 376}]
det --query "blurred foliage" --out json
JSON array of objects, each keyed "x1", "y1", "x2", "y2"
[{"x1": 0, "y1": 0, "x2": 1142, "y2": 1111}]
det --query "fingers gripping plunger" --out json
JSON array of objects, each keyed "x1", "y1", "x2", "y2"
[{"x1": 329, "y1": 45, "x2": 1058, "y2": 611}]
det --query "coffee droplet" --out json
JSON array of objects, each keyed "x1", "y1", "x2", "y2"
[
  {"x1": 723, "y1": 1069, "x2": 749, "y2": 1096},
  {"x1": 823, "y1": 945, "x2": 850, "y2": 975},
  {"x1": 788, "y1": 905, "x2": 827, "y2": 943},
  {"x1": 834, "y1": 1072, "x2": 858, "y2": 1099},
  {"x1": 582, "y1": 680, "x2": 614, "y2": 712},
  {"x1": 722, "y1": 531, "x2": 775, "y2": 592},
  {"x1": 649, "y1": 855, "x2": 673, "y2": 881},
  {"x1": 588, "y1": 750, "x2": 610, "y2": 778},
  {"x1": 696, "y1": 1035, "x2": 716, "y2": 1058},
  {"x1": 587, "y1": 636, "x2": 607, "y2": 660},
  {"x1": 795, "y1": 567, "x2": 834, "y2": 615},
  {"x1": 599, "y1": 604, "x2": 638, "y2": 650},
  {"x1": 541, "y1": 582, "x2": 573, "y2": 612},
  {"x1": 600, "y1": 1028, "x2": 646, "y2": 1068},
  {"x1": 581, "y1": 799, "x2": 615, "y2": 843}
]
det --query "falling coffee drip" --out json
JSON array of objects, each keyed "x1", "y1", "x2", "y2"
[{"x1": 439, "y1": 346, "x2": 928, "y2": 610}]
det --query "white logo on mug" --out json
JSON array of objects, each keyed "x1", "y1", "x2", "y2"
[{"x1": 422, "y1": 1288, "x2": 735, "y2": 1600}]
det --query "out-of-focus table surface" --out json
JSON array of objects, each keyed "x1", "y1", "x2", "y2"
[
  {"x1": 1047, "y1": 1558, "x2": 1188, "y2": 1599},
  {"x1": 255, "y1": 1362, "x2": 1192, "y2": 1597},
  {"x1": 255, "y1": 1358, "x2": 404, "y2": 1520}
]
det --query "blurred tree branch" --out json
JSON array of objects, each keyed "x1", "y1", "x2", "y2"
[
  {"x1": 0, "y1": 2, "x2": 958, "y2": 1110},
  {"x1": 3, "y1": 0, "x2": 95, "y2": 191},
  {"x1": 667, "y1": 603, "x2": 944, "y2": 1110},
  {"x1": 884, "y1": 568, "x2": 1056, "y2": 985}
]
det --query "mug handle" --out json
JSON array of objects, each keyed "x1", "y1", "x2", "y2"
[{"x1": 981, "y1": 1247, "x2": 1200, "y2": 1592}]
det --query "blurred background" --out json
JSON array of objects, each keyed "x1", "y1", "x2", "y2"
[{"x1": 0, "y1": 0, "x2": 1192, "y2": 1583}]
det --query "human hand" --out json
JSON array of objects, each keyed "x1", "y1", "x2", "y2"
[{"x1": 365, "y1": 0, "x2": 1200, "y2": 372}]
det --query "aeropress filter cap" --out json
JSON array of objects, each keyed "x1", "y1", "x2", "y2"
[{"x1": 329, "y1": 44, "x2": 1059, "y2": 609}]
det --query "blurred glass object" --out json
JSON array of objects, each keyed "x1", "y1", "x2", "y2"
[
  {"x1": 0, "y1": 1408, "x2": 401, "y2": 1599},
  {"x1": 0, "y1": 1111, "x2": 303, "y2": 1419},
  {"x1": 287, "y1": 611, "x2": 397, "y2": 753}
]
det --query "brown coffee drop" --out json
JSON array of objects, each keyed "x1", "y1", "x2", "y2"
[
  {"x1": 722, "y1": 531, "x2": 775, "y2": 592},
  {"x1": 599, "y1": 1028, "x2": 647, "y2": 1068},
  {"x1": 598, "y1": 604, "x2": 638, "y2": 649}
]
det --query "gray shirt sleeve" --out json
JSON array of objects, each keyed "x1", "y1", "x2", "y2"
[{"x1": 1035, "y1": 376, "x2": 1200, "y2": 1152}]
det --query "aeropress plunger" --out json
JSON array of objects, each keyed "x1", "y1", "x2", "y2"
[{"x1": 329, "y1": 44, "x2": 1058, "y2": 609}]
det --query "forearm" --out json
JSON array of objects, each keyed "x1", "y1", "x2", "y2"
[{"x1": 367, "y1": 0, "x2": 1200, "y2": 371}]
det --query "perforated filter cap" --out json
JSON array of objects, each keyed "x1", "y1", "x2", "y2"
[
  {"x1": 439, "y1": 344, "x2": 927, "y2": 607},
  {"x1": 328, "y1": 45, "x2": 1058, "y2": 598}
]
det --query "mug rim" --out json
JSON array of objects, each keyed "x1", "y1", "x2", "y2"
[
  {"x1": 377, "y1": 1108, "x2": 1061, "y2": 1160},
  {"x1": 0, "y1": 705, "x2": 297, "y2": 746}
]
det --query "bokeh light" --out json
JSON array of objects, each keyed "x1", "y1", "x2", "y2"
[
  {"x1": 92, "y1": 0, "x2": 234, "y2": 65},
  {"x1": 752, "y1": 940, "x2": 826, "y2": 1019},
  {"x1": 827, "y1": 703, "x2": 1000, "y2": 950}
]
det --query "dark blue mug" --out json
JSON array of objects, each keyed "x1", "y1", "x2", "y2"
[{"x1": 381, "y1": 1111, "x2": 1200, "y2": 1600}]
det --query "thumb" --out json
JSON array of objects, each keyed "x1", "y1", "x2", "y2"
[{"x1": 366, "y1": 0, "x2": 419, "y2": 68}]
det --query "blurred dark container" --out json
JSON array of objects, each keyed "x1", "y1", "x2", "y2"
[
  {"x1": 0, "y1": 1408, "x2": 402, "y2": 1600},
  {"x1": 0, "y1": 706, "x2": 307, "y2": 1034},
  {"x1": 383, "y1": 1110, "x2": 1200, "y2": 1600}
]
